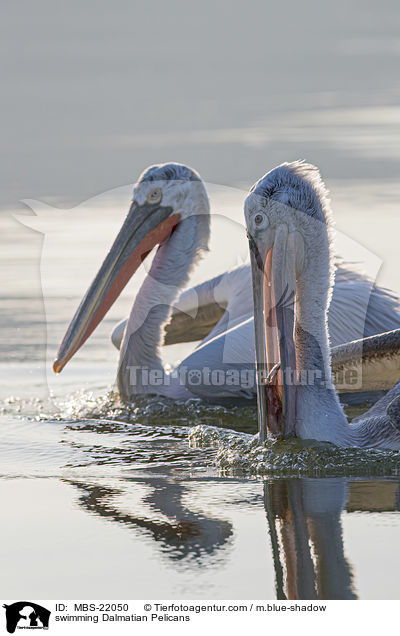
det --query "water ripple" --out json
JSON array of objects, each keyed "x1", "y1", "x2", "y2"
[{"x1": 189, "y1": 425, "x2": 400, "y2": 477}]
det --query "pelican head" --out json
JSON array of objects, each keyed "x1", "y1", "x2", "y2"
[
  {"x1": 244, "y1": 161, "x2": 334, "y2": 441},
  {"x1": 53, "y1": 162, "x2": 210, "y2": 374}
]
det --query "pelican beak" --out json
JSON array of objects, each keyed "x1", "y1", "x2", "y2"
[
  {"x1": 53, "y1": 200, "x2": 180, "y2": 373},
  {"x1": 249, "y1": 224, "x2": 297, "y2": 441}
]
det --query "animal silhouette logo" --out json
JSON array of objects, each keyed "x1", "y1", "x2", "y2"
[
  {"x1": 3, "y1": 602, "x2": 51, "y2": 633},
  {"x1": 187, "y1": 369, "x2": 202, "y2": 385}
]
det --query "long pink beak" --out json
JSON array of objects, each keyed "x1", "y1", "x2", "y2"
[{"x1": 53, "y1": 199, "x2": 180, "y2": 373}]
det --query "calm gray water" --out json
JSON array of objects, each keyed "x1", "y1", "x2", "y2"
[
  {"x1": 2, "y1": 0, "x2": 400, "y2": 601},
  {"x1": 2, "y1": 384, "x2": 400, "y2": 600}
]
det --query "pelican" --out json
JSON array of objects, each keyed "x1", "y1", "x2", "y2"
[
  {"x1": 54, "y1": 163, "x2": 210, "y2": 400},
  {"x1": 112, "y1": 263, "x2": 400, "y2": 401},
  {"x1": 246, "y1": 161, "x2": 400, "y2": 449},
  {"x1": 54, "y1": 162, "x2": 400, "y2": 405}
]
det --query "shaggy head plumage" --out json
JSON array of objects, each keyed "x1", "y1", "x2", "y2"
[
  {"x1": 139, "y1": 162, "x2": 201, "y2": 184},
  {"x1": 250, "y1": 160, "x2": 332, "y2": 227}
]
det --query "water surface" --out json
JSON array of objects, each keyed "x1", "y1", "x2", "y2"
[{"x1": 2, "y1": 369, "x2": 400, "y2": 600}]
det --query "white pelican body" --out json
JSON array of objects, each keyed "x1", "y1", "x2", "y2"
[
  {"x1": 54, "y1": 162, "x2": 400, "y2": 407},
  {"x1": 111, "y1": 262, "x2": 400, "y2": 401},
  {"x1": 245, "y1": 161, "x2": 400, "y2": 449}
]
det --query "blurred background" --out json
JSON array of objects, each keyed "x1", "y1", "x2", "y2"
[
  {"x1": 2, "y1": 0, "x2": 400, "y2": 207},
  {"x1": 1, "y1": 0, "x2": 400, "y2": 373}
]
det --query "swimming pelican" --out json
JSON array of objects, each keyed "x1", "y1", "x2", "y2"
[
  {"x1": 245, "y1": 161, "x2": 400, "y2": 449},
  {"x1": 54, "y1": 163, "x2": 210, "y2": 400},
  {"x1": 112, "y1": 263, "x2": 400, "y2": 400},
  {"x1": 54, "y1": 162, "x2": 400, "y2": 405}
]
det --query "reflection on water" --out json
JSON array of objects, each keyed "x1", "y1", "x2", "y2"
[
  {"x1": 61, "y1": 469, "x2": 400, "y2": 599},
  {"x1": 72, "y1": 474, "x2": 400, "y2": 599},
  {"x1": 68, "y1": 478, "x2": 233, "y2": 561},
  {"x1": 265, "y1": 479, "x2": 356, "y2": 599},
  {"x1": 2, "y1": 390, "x2": 400, "y2": 598},
  {"x1": 266, "y1": 478, "x2": 400, "y2": 599}
]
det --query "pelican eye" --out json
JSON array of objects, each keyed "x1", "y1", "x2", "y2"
[
  {"x1": 254, "y1": 213, "x2": 264, "y2": 225},
  {"x1": 147, "y1": 188, "x2": 162, "y2": 204}
]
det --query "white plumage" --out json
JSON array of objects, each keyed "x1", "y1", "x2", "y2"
[{"x1": 112, "y1": 260, "x2": 400, "y2": 401}]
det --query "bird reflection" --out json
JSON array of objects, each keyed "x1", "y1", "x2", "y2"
[
  {"x1": 65, "y1": 478, "x2": 233, "y2": 561},
  {"x1": 264, "y1": 478, "x2": 400, "y2": 600},
  {"x1": 64, "y1": 474, "x2": 400, "y2": 596}
]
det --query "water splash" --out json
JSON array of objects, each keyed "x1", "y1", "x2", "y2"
[
  {"x1": 189, "y1": 425, "x2": 400, "y2": 477},
  {"x1": 1, "y1": 389, "x2": 256, "y2": 429},
  {"x1": 3, "y1": 389, "x2": 400, "y2": 477}
]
